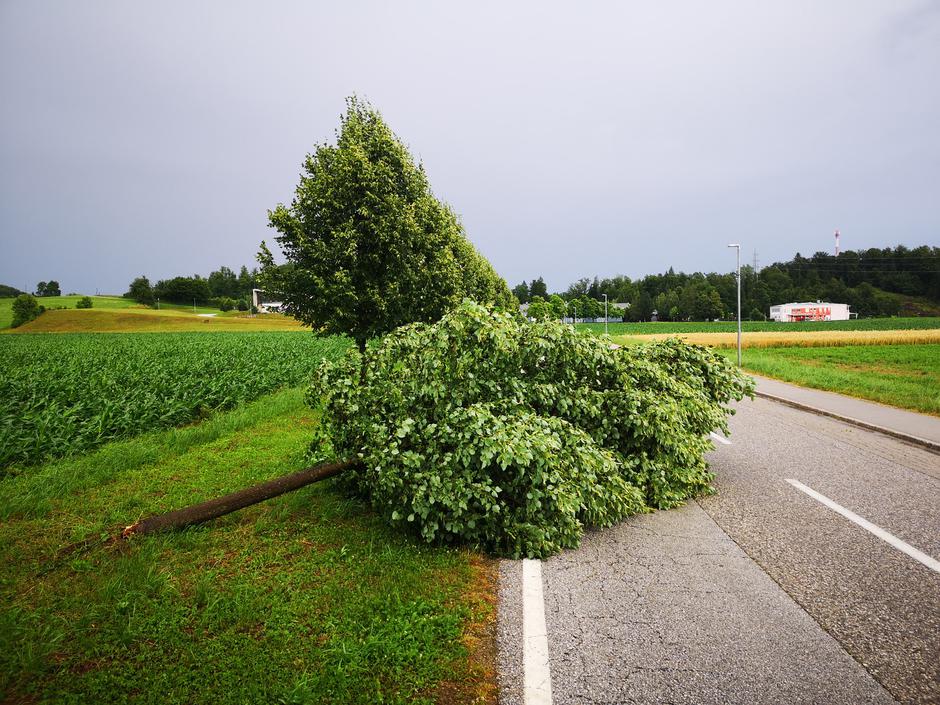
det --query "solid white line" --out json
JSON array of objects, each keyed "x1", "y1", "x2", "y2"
[
  {"x1": 786, "y1": 479, "x2": 940, "y2": 574},
  {"x1": 709, "y1": 431, "x2": 732, "y2": 445},
  {"x1": 522, "y1": 558, "x2": 553, "y2": 705}
]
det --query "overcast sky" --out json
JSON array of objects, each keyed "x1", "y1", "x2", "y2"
[{"x1": 2, "y1": 1, "x2": 938, "y2": 295}]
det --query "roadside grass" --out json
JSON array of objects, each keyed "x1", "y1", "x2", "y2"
[
  {"x1": 581, "y1": 317, "x2": 940, "y2": 336},
  {"x1": 5, "y1": 308, "x2": 304, "y2": 333},
  {"x1": 718, "y1": 344, "x2": 940, "y2": 416},
  {"x1": 0, "y1": 388, "x2": 496, "y2": 704},
  {"x1": 609, "y1": 329, "x2": 940, "y2": 349}
]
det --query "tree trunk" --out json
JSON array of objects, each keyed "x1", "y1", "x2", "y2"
[{"x1": 122, "y1": 458, "x2": 360, "y2": 539}]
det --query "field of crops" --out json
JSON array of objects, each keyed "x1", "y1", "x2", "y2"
[
  {"x1": 0, "y1": 332, "x2": 349, "y2": 471},
  {"x1": 581, "y1": 317, "x2": 940, "y2": 335}
]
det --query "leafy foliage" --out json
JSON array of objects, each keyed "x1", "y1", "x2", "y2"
[
  {"x1": 125, "y1": 275, "x2": 154, "y2": 305},
  {"x1": 312, "y1": 301, "x2": 753, "y2": 558},
  {"x1": 75, "y1": 296, "x2": 93, "y2": 309},
  {"x1": 10, "y1": 294, "x2": 42, "y2": 328},
  {"x1": 526, "y1": 296, "x2": 551, "y2": 321},
  {"x1": 0, "y1": 333, "x2": 349, "y2": 470},
  {"x1": 259, "y1": 96, "x2": 514, "y2": 350},
  {"x1": 152, "y1": 276, "x2": 212, "y2": 306},
  {"x1": 35, "y1": 281, "x2": 61, "y2": 297}
]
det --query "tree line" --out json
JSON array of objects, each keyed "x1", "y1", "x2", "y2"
[
  {"x1": 514, "y1": 245, "x2": 940, "y2": 321},
  {"x1": 124, "y1": 266, "x2": 259, "y2": 310}
]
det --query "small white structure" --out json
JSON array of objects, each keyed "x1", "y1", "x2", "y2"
[
  {"x1": 251, "y1": 288, "x2": 283, "y2": 314},
  {"x1": 769, "y1": 301, "x2": 852, "y2": 322}
]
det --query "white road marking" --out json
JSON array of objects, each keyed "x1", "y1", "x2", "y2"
[
  {"x1": 522, "y1": 558, "x2": 553, "y2": 705},
  {"x1": 786, "y1": 479, "x2": 940, "y2": 575},
  {"x1": 709, "y1": 431, "x2": 732, "y2": 445}
]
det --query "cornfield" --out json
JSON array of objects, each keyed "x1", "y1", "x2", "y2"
[{"x1": 0, "y1": 332, "x2": 349, "y2": 471}]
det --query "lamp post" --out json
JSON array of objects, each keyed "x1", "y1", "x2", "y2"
[
  {"x1": 727, "y1": 244, "x2": 741, "y2": 365},
  {"x1": 603, "y1": 293, "x2": 608, "y2": 336}
]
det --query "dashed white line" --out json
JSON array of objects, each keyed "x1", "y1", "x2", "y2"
[
  {"x1": 522, "y1": 558, "x2": 553, "y2": 705},
  {"x1": 709, "y1": 431, "x2": 732, "y2": 445},
  {"x1": 786, "y1": 479, "x2": 940, "y2": 575}
]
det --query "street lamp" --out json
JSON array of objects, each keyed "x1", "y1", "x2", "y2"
[
  {"x1": 603, "y1": 293, "x2": 608, "y2": 336},
  {"x1": 727, "y1": 244, "x2": 741, "y2": 365}
]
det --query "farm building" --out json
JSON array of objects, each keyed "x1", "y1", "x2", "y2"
[
  {"x1": 769, "y1": 301, "x2": 853, "y2": 322},
  {"x1": 251, "y1": 288, "x2": 283, "y2": 314}
]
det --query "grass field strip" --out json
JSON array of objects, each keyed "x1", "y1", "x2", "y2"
[
  {"x1": 709, "y1": 432, "x2": 732, "y2": 445},
  {"x1": 522, "y1": 558, "x2": 554, "y2": 705},
  {"x1": 786, "y1": 480, "x2": 940, "y2": 574}
]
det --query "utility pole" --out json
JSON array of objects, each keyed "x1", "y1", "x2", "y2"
[
  {"x1": 728, "y1": 244, "x2": 741, "y2": 365},
  {"x1": 603, "y1": 293, "x2": 608, "y2": 336}
]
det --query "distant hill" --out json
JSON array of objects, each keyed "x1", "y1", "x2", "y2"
[{"x1": 0, "y1": 284, "x2": 24, "y2": 298}]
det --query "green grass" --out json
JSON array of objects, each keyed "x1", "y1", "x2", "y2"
[
  {"x1": 580, "y1": 317, "x2": 940, "y2": 336},
  {"x1": 0, "y1": 388, "x2": 494, "y2": 704},
  {"x1": 720, "y1": 344, "x2": 940, "y2": 415}
]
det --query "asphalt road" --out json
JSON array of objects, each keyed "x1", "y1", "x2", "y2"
[{"x1": 498, "y1": 397, "x2": 940, "y2": 705}]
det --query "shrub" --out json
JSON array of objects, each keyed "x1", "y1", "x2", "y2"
[
  {"x1": 236, "y1": 299, "x2": 249, "y2": 312},
  {"x1": 216, "y1": 297, "x2": 236, "y2": 312},
  {"x1": 11, "y1": 294, "x2": 41, "y2": 328},
  {"x1": 76, "y1": 296, "x2": 93, "y2": 309},
  {"x1": 312, "y1": 301, "x2": 753, "y2": 558}
]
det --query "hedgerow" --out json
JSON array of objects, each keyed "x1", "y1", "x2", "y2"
[{"x1": 312, "y1": 301, "x2": 753, "y2": 558}]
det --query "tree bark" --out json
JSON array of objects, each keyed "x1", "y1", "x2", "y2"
[{"x1": 122, "y1": 458, "x2": 360, "y2": 539}]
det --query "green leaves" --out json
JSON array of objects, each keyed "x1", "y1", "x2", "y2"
[
  {"x1": 315, "y1": 301, "x2": 754, "y2": 558},
  {"x1": 260, "y1": 97, "x2": 514, "y2": 349}
]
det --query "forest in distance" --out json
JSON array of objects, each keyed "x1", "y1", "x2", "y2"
[{"x1": 514, "y1": 245, "x2": 940, "y2": 321}]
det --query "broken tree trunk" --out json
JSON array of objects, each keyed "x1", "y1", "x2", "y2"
[{"x1": 121, "y1": 458, "x2": 360, "y2": 539}]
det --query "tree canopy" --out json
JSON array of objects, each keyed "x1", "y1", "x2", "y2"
[
  {"x1": 35, "y1": 281, "x2": 61, "y2": 297},
  {"x1": 259, "y1": 97, "x2": 513, "y2": 350}
]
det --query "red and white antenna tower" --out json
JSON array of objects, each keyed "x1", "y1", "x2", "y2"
[{"x1": 834, "y1": 229, "x2": 840, "y2": 257}]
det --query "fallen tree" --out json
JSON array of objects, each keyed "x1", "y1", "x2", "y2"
[
  {"x1": 113, "y1": 303, "x2": 751, "y2": 558},
  {"x1": 121, "y1": 458, "x2": 358, "y2": 538},
  {"x1": 312, "y1": 301, "x2": 754, "y2": 558}
]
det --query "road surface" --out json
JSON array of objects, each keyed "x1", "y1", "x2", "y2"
[{"x1": 498, "y1": 396, "x2": 940, "y2": 704}]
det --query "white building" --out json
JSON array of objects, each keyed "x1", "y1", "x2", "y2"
[
  {"x1": 251, "y1": 288, "x2": 283, "y2": 314},
  {"x1": 769, "y1": 301, "x2": 853, "y2": 322}
]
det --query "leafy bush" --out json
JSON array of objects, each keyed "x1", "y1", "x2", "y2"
[
  {"x1": 312, "y1": 301, "x2": 753, "y2": 558},
  {"x1": 75, "y1": 296, "x2": 93, "y2": 309},
  {"x1": 215, "y1": 296, "x2": 236, "y2": 312},
  {"x1": 10, "y1": 294, "x2": 41, "y2": 328}
]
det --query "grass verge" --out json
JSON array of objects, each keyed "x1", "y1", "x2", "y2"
[
  {"x1": 610, "y1": 329, "x2": 940, "y2": 348},
  {"x1": 718, "y1": 344, "x2": 940, "y2": 416},
  {"x1": 0, "y1": 389, "x2": 496, "y2": 704}
]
